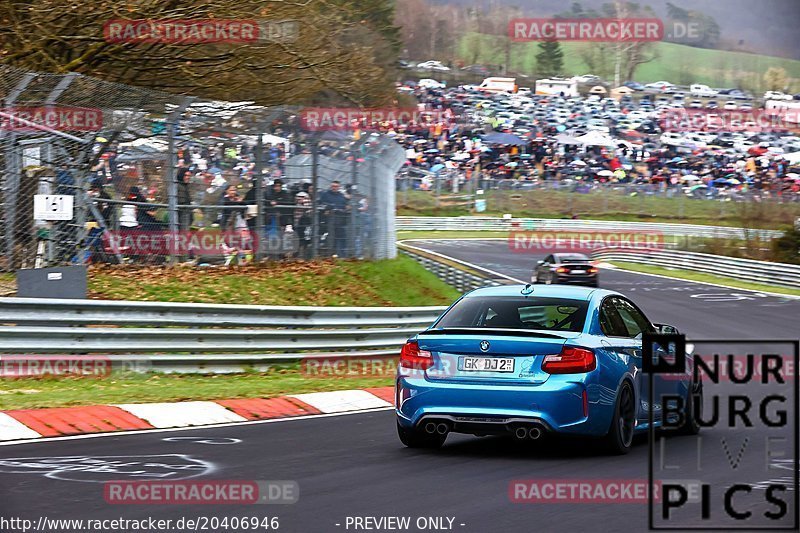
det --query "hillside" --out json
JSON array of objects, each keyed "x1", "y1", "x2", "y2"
[{"x1": 456, "y1": 35, "x2": 800, "y2": 91}]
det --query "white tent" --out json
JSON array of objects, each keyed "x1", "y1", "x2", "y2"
[
  {"x1": 261, "y1": 133, "x2": 291, "y2": 151},
  {"x1": 782, "y1": 151, "x2": 800, "y2": 165},
  {"x1": 555, "y1": 133, "x2": 582, "y2": 145},
  {"x1": 574, "y1": 131, "x2": 618, "y2": 147}
]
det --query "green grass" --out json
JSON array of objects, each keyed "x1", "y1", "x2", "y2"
[
  {"x1": 457, "y1": 34, "x2": 800, "y2": 90},
  {"x1": 398, "y1": 231, "x2": 511, "y2": 240},
  {"x1": 398, "y1": 190, "x2": 798, "y2": 230},
  {"x1": 88, "y1": 256, "x2": 459, "y2": 306},
  {"x1": 609, "y1": 261, "x2": 800, "y2": 297},
  {"x1": 0, "y1": 362, "x2": 395, "y2": 410}
]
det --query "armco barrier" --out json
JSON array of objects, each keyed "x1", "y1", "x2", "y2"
[
  {"x1": 399, "y1": 244, "x2": 505, "y2": 292},
  {"x1": 397, "y1": 216, "x2": 784, "y2": 240},
  {"x1": 591, "y1": 248, "x2": 800, "y2": 290},
  {"x1": 0, "y1": 299, "x2": 445, "y2": 373}
]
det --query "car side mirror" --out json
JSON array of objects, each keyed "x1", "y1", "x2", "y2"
[
  {"x1": 654, "y1": 323, "x2": 680, "y2": 334},
  {"x1": 536, "y1": 260, "x2": 544, "y2": 265}
]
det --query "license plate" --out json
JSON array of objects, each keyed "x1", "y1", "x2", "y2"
[
  {"x1": 571, "y1": 269, "x2": 586, "y2": 274},
  {"x1": 460, "y1": 357, "x2": 515, "y2": 373}
]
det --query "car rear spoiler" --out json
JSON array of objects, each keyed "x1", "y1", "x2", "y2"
[{"x1": 419, "y1": 328, "x2": 566, "y2": 340}]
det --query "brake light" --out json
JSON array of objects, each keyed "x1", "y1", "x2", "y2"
[
  {"x1": 556, "y1": 267, "x2": 568, "y2": 273},
  {"x1": 588, "y1": 267, "x2": 598, "y2": 274},
  {"x1": 542, "y1": 346, "x2": 596, "y2": 374},
  {"x1": 400, "y1": 341, "x2": 433, "y2": 370}
]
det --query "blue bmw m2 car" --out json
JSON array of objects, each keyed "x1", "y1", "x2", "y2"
[{"x1": 395, "y1": 285, "x2": 701, "y2": 454}]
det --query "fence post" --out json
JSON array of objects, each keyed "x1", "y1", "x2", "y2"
[
  {"x1": 311, "y1": 140, "x2": 320, "y2": 259},
  {"x1": 166, "y1": 97, "x2": 192, "y2": 264},
  {"x1": 254, "y1": 132, "x2": 265, "y2": 262},
  {"x1": 350, "y1": 150, "x2": 358, "y2": 258}
]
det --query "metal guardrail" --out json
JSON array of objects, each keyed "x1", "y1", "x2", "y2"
[
  {"x1": 0, "y1": 298, "x2": 446, "y2": 373},
  {"x1": 0, "y1": 298, "x2": 443, "y2": 327},
  {"x1": 591, "y1": 248, "x2": 800, "y2": 290},
  {"x1": 399, "y1": 245, "x2": 504, "y2": 293},
  {"x1": 397, "y1": 216, "x2": 784, "y2": 240}
]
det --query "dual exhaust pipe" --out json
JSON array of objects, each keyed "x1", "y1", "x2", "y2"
[
  {"x1": 513, "y1": 424, "x2": 544, "y2": 441},
  {"x1": 424, "y1": 420, "x2": 450, "y2": 435}
]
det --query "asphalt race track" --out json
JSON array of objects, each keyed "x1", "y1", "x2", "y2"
[{"x1": 1, "y1": 239, "x2": 797, "y2": 533}]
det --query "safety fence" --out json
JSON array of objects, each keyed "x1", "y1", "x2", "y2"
[
  {"x1": 0, "y1": 66, "x2": 403, "y2": 297},
  {"x1": 591, "y1": 248, "x2": 800, "y2": 290},
  {"x1": 397, "y1": 216, "x2": 784, "y2": 240},
  {"x1": 0, "y1": 298, "x2": 444, "y2": 373}
]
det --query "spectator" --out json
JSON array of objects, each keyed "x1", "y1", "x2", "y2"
[
  {"x1": 320, "y1": 180, "x2": 349, "y2": 257},
  {"x1": 218, "y1": 185, "x2": 243, "y2": 231},
  {"x1": 176, "y1": 168, "x2": 193, "y2": 231}
]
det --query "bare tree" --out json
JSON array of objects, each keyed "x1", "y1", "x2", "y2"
[{"x1": 0, "y1": 0, "x2": 398, "y2": 105}]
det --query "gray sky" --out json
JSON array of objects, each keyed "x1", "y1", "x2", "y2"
[{"x1": 433, "y1": 0, "x2": 800, "y2": 59}]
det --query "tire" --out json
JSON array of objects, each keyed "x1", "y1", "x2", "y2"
[
  {"x1": 678, "y1": 378, "x2": 703, "y2": 435},
  {"x1": 397, "y1": 421, "x2": 446, "y2": 449},
  {"x1": 604, "y1": 382, "x2": 636, "y2": 454}
]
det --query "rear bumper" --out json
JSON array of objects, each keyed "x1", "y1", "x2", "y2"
[
  {"x1": 396, "y1": 374, "x2": 611, "y2": 437},
  {"x1": 557, "y1": 274, "x2": 597, "y2": 285}
]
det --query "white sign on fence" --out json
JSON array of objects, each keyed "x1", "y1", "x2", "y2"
[{"x1": 33, "y1": 195, "x2": 74, "y2": 221}]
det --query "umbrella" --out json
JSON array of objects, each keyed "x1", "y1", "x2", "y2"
[
  {"x1": 506, "y1": 162, "x2": 519, "y2": 168},
  {"x1": 597, "y1": 170, "x2": 613, "y2": 177},
  {"x1": 669, "y1": 157, "x2": 686, "y2": 164},
  {"x1": 480, "y1": 132, "x2": 527, "y2": 146},
  {"x1": 786, "y1": 172, "x2": 799, "y2": 179},
  {"x1": 689, "y1": 184, "x2": 708, "y2": 191},
  {"x1": 570, "y1": 160, "x2": 588, "y2": 167},
  {"x1": 429, "y1": 164, "x2": 445, "y2": 173},
  {"x1": 424, "y1": 148, "x2": 440, "y2": 154}
]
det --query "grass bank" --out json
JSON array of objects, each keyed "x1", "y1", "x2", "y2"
[
  {"x1": 398, "y1": 190, "x2": 799, "y2": 230},
  {"x1": 88, "y1": 256, "x2": 459, "y2": 306}
]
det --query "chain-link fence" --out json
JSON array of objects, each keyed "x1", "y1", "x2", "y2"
[
  {"x1": 396, "y1": 174, "x2": 800, "y2": 223},
  {"x1": 0, "y1": 66, "x2": 404, "y2": 294}
]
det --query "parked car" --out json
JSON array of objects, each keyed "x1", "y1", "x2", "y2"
[
  {"x1": 623, "y1": 81, "x2": 645, "y2": 91},
  {"x1": 723, "y1": 101, "x2": 738, "y2": 110},
  {"x1": 416, "y1": 60, "x2": 450, "y2": 71},
  {"x1": 418, "y1": 78, "x2": 446, "y2": 89},
  {"x1": 644, "y1": 81, "x2": 675, "y2": 92},
  {"x1": 690, "y1": 84, "x2": 717, "y2": 97},
  {"x1": 764, "y1": 91, "x2": 793, "y2": 101}
]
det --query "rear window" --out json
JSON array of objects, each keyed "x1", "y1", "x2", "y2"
[
  {"x1": 435, "y1": 297, "x2": 589, "y2": 333},
  {"x1": 558, "y1": 254, "x2": 590, "y2": 264}
]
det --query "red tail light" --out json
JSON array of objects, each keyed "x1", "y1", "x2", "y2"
[
  {"x1": 588, "y1": 267, "x2": 598, "y2": 274},
  {"x1": 542, "y1": 346, "x2": 596, "y2": 374},
  {"x1": 400, "y1": 341, "x2": 433, "y2": 370},
  {"x1": 556, "y1": 267, "x2": 568, "y2": 273}
]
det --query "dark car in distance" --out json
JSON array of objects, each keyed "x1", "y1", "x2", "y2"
[{"x1": 533, "y1": 253, "x2": 598, "y2": 287}]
